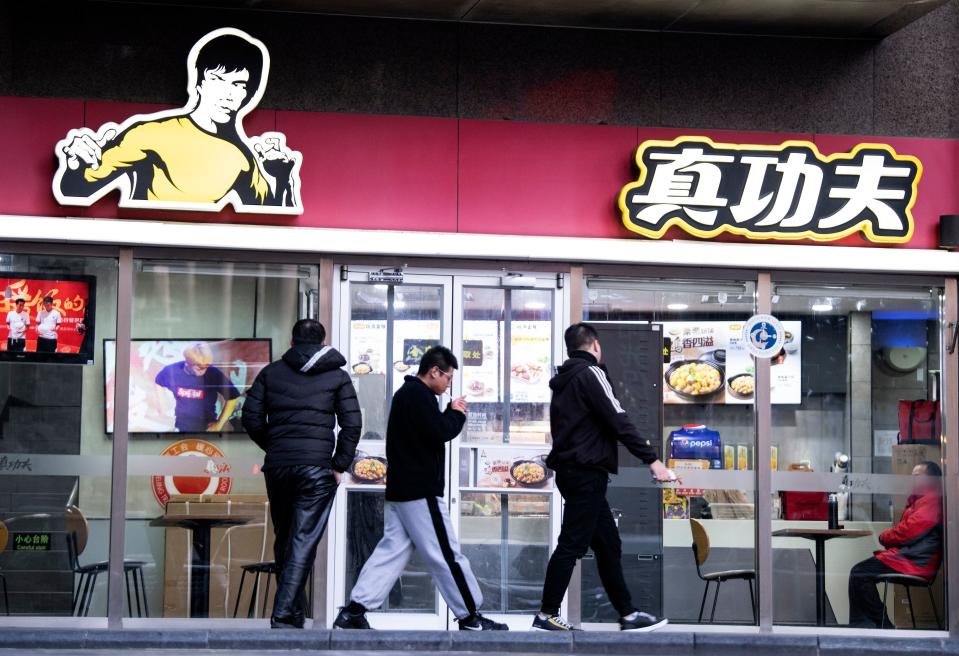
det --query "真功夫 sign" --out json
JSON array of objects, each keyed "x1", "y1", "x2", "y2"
[
  {"x1": 618, "y1": 136, "x2": 922, "y2": 244},
  {"x1": 52, "y1": 28, "x2": 302, "y2": 215}
]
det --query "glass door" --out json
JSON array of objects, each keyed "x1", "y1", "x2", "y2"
[
  {"x1": 329, "y1": 269, "x2": 453, "y2": 629},
  {"x1": 451, "y1": 275, "x2": 566, "y2": 630}
]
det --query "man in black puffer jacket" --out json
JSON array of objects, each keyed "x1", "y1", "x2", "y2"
[{"x1": 243, "y1": 319, "x2": 361, "y2": 629}]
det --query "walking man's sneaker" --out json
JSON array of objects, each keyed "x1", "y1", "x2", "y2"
[
  {"x1": 532, "y1": 613, "x2": 575, "y2": 631},
  {"x1": 619, "y1": 610, "x2": 668, "y2": 632},
  {"x1": 333, "y1": 606, "x2": 371, "y2": 629},
  {"x1": 458, "y1": 613, "x2": 509, "y2": 630}
]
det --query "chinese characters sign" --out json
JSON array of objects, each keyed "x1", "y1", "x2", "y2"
[
  {"x1": 13, "y1": 532, "x2": 51, "y2": 551},
  {"x1": 619, "y1": 137, "x2": 922, "y2": 243}
]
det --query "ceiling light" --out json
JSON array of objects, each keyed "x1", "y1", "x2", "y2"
[
  {"x1": 393, "y1": 300, "x2": 407, "y2": 309},
  {"x1": 524, "y1": 301, "x2": 547, "y2": 310},
  {"x1": 811, "y1": 303, "x2": 833, "y2": 312},
  {"x1": 667, "y1": 303, "x2": 689, "y2": 311}
]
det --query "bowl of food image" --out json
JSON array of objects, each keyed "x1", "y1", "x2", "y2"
[
  {"x1": 352, "y1": 362, "x2": 373, "y2": 375},
  {"x1": 511, "y1": 363, "x2": 545, "y2": 384},
  {"x1": 350, "y1": 452, "x2": 388, "y2": 484},
  {"x1": 466, "y1": 379, "x2": 486, "y2": 396},
  {"x1": 726, "y1": 373, "x2": 755, "y2": 400},
  {"x1": 509, "y1": 456, "x2": 552, "y2": 488},
  {"x1": 393, "y1": 361, "x2": 411, "y2": 373},
  {"x1": 664, "y1": 358, "x2": 725, "y2": 401}
]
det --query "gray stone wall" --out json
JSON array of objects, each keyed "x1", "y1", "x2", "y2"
[{"x1": 0, "y1": 0, "x2": 956, "y2": 138}]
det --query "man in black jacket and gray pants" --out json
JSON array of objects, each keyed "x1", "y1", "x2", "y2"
[
  {"x1": 533, "y1": 323, "x2": 673, "y2": 632},
  {"x1": 334, "y1": 346, "x2": 507, "y2": 631},
  {"x1": 243, "y1": 319, "x2": 361, "y2": 629}
]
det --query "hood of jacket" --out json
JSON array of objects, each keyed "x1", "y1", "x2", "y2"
[
  {"x1": 549, "y1": 351, "x2": 597, "y2": 394},
  {"x1": 281, "y1": 344, "x2": 347, "y2": 375}
]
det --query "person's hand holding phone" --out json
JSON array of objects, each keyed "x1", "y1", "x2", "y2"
[{"x1": 451, "y1": 396, "x2": 468, "y2": 415}]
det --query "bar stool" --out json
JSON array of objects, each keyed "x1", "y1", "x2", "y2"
[
  {"x1": 877, "y1": 572, "x2": 939, "y2": 629},
  {"x1": 232, "y1": 561, "x2": 312, "y2": 619},
  {"x1": 0, "y1": 520, "x2": 10, "y2": 615},
  {"x1": 65, "y1": 505, "x2": 149, "y2": 617}
]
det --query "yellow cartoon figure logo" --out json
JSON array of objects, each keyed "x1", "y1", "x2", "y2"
[{"x1": 53, "y1": 27, "x2": 302, "y2": 215}]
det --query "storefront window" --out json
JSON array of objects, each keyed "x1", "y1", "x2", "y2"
[
  {"x1": 584, "y1": 277, "x2": 757, "y2": 625},
  {"x1": 771, "y1": 282, "x2": 945, "y2": 629},
  {"x1": 0, "y1": 253, "x2": 116, "y2": 617},
  {"x1": 121, "y1": 259, "x2": 319, "y2": 619}
]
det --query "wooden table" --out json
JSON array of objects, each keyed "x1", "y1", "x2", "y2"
[
  {"x1": 150, "y1": 514, "x2": 257, "y2": 618},
  {"x1": 772, "y1": 528, "x2": 872, "y2": 626}
]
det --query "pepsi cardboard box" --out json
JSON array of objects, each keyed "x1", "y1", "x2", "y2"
[{"x1": 669, "y1": 424, "x2": 722, "y2": 469}]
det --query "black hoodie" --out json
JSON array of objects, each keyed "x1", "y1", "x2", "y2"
[
  {"x1": 385, "y1": 375, "x2": 466, "y2": 502},
  {"x1": 546, "y1": 351, "x2": 659, "y2": 474},
  {"x1": 242, "y1": 344, "x2": 361, "y2": 472}
]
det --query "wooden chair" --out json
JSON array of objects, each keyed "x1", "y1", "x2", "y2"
[
  {"x1": 690, "y1": 518, "x2": 756, "y2": 623},
  {"x1": 0, "y1": 520, "x2": 9, "y2": 615},
  {"x1": 65, "y1": 505, "x2": 149, "y2": 617}
]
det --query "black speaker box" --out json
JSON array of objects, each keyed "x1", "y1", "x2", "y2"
[{"x1": 938, "y1": 215, "x2": 959, "y2": 249}]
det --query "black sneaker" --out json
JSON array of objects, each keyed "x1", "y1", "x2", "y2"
[
  {"x1": 458, "y1": 613, "x2": 509, "y2": 631},
  {"x1": 619, "y1": 610, "x2": 668, "y2": 632},
  {"x1": 333, "y1": 607, "x2": 371, "y2": 629},
  {"x1": 532, "y1": 613, "x2": 575, "y2": 631}
]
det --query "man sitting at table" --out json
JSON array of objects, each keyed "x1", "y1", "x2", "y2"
[{"x1": 848, "y1": 461, "x2": 942, "y2": 628}]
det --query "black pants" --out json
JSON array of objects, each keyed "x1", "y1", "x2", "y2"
[
  {"x1": 264, "y1": 465, "x2": 337, "y2": 625},
  {"x1": 848, "y1": 556, "x2": 897, "y2": 628},
  {"x1": 36, "y1": 337, "x2": 57, "y2": 353},
  {"x1": 6, "y1": 338, "x2": 25, "y2": 352},
  {"x1": 540, "y1": 466, "x2": 633, "y2": 617}
]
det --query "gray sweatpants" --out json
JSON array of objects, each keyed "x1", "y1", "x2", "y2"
[{"x1": 350, "y1": 496, "x2": 483, "y2": 619}]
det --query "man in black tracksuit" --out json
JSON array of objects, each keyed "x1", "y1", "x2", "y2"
[
  {"x1": 533, "y1": 322, "x2": 673, "y2": 632},
  {"x1": 242, "y1": 319, "x2": 361, "y2": 629},
  {"x1": 334, "y1": 346, "x2": 508, "y2": 631}
]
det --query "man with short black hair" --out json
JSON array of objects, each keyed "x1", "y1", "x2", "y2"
[
  {"x1": 533, "y1": 322, "x2": 672, "y2": 632},
  {"x1": 35, "y1": 296, "x2": 62, "y2": 353},
  {"x1": 243, "y1": 318, "x2": 361, "y2": 629},
  {"x1": 6, "y1": 298, "x2": 28, "y2": 352},
  {"x1": 335, "y1": 346, "x2": 508, "y2": 631}
]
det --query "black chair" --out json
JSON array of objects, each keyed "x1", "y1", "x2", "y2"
[
  {"x1": 65, "y1": 505, "x2": 149, "y2": 617},
  {"x1": 877, "y1": 572, "x2": 939, "y2": 629},
  {"x1": 690, "y1": 518, "x2": 756, "y2": 623},
  {"x1": 232, "y1": 561, "x2": 313, "y2": 619}
]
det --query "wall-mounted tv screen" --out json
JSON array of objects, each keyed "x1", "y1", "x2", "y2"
[
  {"x1": 0, "y1": 273, "x2": 97, "y2": 365},
  {"x1": 104, "y1": 338, "x2": 272, "y2": 434}
]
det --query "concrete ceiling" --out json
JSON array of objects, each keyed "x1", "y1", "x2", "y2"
[{"x1": 153, "y1": 0, "x2": 950, "y2": 37}]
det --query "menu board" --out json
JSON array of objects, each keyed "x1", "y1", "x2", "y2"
[
  {"x1": 476, "y1": 447, "x2": 553, "y2": 490},
  {"x1": 509, "y1": 321, "x2": 552, "y2": 403},
  {"x1": 349, "y1": 320, "x2": 386, "y2": 375},
  {"x1": 462, "y1": 320, "x2": 501, "y2": 402},
  {"x1": 349, "y1": 319, "x2": 441, "y2": 391},
  {"x1": 391, "y1": 320, "x2": 441, "y2": 391},
  {"x1": 662, "y1": 321, "x2": 801, "y2": 405}
]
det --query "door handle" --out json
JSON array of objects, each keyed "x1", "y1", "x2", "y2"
[{"x1": 949, "y1": 321, "x2": 959, "y2": 355}]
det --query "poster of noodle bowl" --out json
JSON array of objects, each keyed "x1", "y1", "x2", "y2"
[{"x1": 662, "y1": 322, "x2": 801, "y2": 405}]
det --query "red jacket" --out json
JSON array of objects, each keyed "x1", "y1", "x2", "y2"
[{"x1": 875, "y1": 492, "x2": 942, "y2": 580}]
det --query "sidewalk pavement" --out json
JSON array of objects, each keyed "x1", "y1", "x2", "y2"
[{"x1": 0, "y1": 629, "x2": 957, "y2": 656}]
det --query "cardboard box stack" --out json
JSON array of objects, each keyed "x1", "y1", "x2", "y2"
[{"x1": 162, "y1": 494, "x2": 275, "y2": 618}]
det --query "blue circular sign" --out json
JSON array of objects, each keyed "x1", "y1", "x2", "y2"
[{"x1": 743, "y1": 314, "x2": 785, "y2": 359}]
